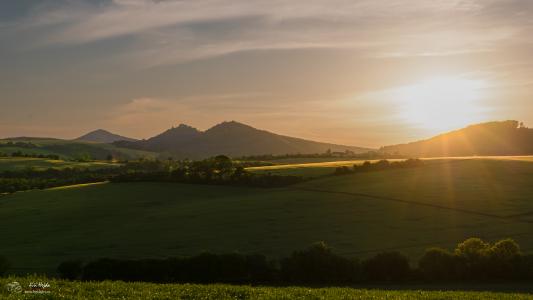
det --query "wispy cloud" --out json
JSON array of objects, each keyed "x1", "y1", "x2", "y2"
[{"x1": 6, "y1": 0, "x2": 530, "y2": 65}]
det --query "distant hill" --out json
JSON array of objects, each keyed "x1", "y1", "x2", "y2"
[
  {"x1": 114, "y1": 121, "x2": 371, "y2": 158},
  {"x1": 380, "y1": 120, "x2": 533, "y2": 157},
  {"x1": 76, "y1": 129, "x2": 137, "y2": 143}
]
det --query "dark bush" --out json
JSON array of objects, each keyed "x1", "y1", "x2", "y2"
[
  {"x1": 281, "y1": 242, "x2": 360, "y2": 284},
  {"x1": 418, "y1": 247, "x2": 456, "y2": 281},
  {"x1": 362, "y1": 251, "x2": 411, "y2": 282},
  {"x1": 334, "y1": 166, "x2": 352, "y2": 175},
  {"x1": 519, "y1": 254, "x2": 533, "y2": 280},
  {"x1": 0, "y1": 256, "x2": 9, "y2": 276},
  {"x1": 80, "y1": 253, "x2": 276, "y2": 284},
  {"x1": 57, "y1": 260, "x2": 83, "y2": 280},
  {"x1": 485, "y1": 239, "x2": 522, "y2": 280},
  {"x1": 57, "y1": 238, "x2": 533, "y2": 284}
]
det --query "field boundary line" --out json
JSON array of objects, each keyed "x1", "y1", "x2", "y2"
[{"x1": 293, "y1": 187, "x2": 533, "y2": 224}]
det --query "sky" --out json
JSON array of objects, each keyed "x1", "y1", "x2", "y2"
[{"x1": 1, "y1": 0, "x2": 532, "y2": 147}]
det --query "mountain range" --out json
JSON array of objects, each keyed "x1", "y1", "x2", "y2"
[
  {"x1": 113, "y1": 121, "x2": 371, "y2": 158},
  {"x1": 3, "y1": 120, "x2": 532, "y2": 160}
]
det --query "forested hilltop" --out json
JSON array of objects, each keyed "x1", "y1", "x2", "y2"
[{"x1": 381, "y1": 120, "x2": 533, "y2": 157}]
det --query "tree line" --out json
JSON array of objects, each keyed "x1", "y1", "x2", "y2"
[
  {"x1": 111, "y1": 155, "x2": 303, "y2": 187},
  {"x1": 236, "y1": 150, "x2": 404, "y2": 162},
  {"x1": 334, "y1": 158, "x2": 424, "y2": 175},
  {"x1": 0, "y1": 156, "x2": 304, "y2": 194},
  {"x1": 0, "y1": 151, "x2": 60, "y2": 160},
  {"x1": 40, "y1": 238, "x2": 533, "y2": 284}
]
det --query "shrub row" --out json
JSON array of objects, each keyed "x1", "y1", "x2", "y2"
[
  {"x1": 0, "y1": 151, "x2": 60, "y2": 160},
  {"x1": 54, "y1": 238, "x2": 533, "y2": 284},
  {"x1": 334, "y1": 158, "x2": 424, "y2": 175}
]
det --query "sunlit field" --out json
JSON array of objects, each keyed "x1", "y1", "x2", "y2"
[
  {"x1": 1, "y1": 158, "x2": 532, "y2": 275},
  {"x1": 247, "y1": 156, "x2": 533, "y2": 177},
  {"x1": 246, "y1": 159, "x2": 407, "y2": 177}
]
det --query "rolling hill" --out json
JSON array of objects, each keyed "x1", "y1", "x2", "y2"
[
  {"x1": 380, "y1": 120, "x2": 533, "y2": 157},
  {"x1": 76, "y1": 129, "x2": 137, "y2": 143},
  {"x1": 0, "y1": 138, "x2": 155, "y2": 161},
  {"x1": 2, "y1": 158, "x2": 532, "y2": 274},
  {"x1": 114, "y1": 121, "x2": 371, "y2": 158}
]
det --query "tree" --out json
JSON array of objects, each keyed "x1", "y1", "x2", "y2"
[
  {"x1": 486, "y1": 239, "x2": 522, "y2": 279},
  {"x1": 455, "y1": 238, "x2": 490, "y2": 261},
  {"x1": 418, "y1": 247, "x2": 456, "y2": 281},
  {"x1": 213, "y1": 155, "x2": 234, "y2": 179},
  {"x1": 489, "y1": 239, "x2": 521, "y2": 260},
  {"x1": 454, "y1": 238, "x2": 490, "y2": 280}
]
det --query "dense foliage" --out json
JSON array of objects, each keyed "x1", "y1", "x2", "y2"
[
  {"x1": 112, "y1": 155, "x2": 304, "y2": 187},
  {"x1": 0, "y1": 155, "x2": 304, "y2": 194},
  {"x1": 51, "y1": 238, "x2": 533, "y2": 285},
  {"x1": 0, "y1": 150, "x2": 60, "y2": 160},
  {"x1": 236, "y1": 150, "x2": 403, "y2": 161},
  {"x1": 334, "y1": 158, "x2": 424, "y2": 175}
]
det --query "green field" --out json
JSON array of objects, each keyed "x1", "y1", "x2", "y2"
[
  {"x1": 1, "y1": 277, "x2": 533, "y2": 299},
  {"x1": 247, "y1": 159, "x2": 406, "y2": 177},
  {"x1": 1, "y1": 158, "x2": 533, "y2": 275},
  {"x1": 0, "y1": 138, "x2": 156, "y2": 161},
  {"x1": 0, "y1": 157, "x2": 118, "y2": 172},
  {"x1": 247, "y1": 156, "x2": 533, "y2": 177}
]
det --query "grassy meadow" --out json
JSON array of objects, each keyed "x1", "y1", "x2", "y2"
[
  {"x1": 1, "y1": 157, "x2": 533, "y2": 275},
  {"x1": 1, "y1": 277, "x2": 533, "y2": 299}
]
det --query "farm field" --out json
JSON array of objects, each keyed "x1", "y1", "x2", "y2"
[
  {"x1": 0, "y1": 157, "x2": 118, "y2": 172},
  {"x1": 1, "y1": 158, "x2": 532, "y2": 275},
  {"x1": 1, "y1": 278, "x2": 532, "y2": 300},
  {"x1": 247, "y1": 159, "x2": 406, "y2": 177},
  {"x1": 0, "y1": 138, "x2": 156, "y2": 161},
  {"x1": 247, "y1": 155, "x2": 533, "y2": 177}
]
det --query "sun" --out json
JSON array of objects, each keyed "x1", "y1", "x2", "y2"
[{"x1": 393, "y1": 76, "x2": 490, "y2": 133}]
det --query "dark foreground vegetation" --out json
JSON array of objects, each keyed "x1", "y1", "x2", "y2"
[
  {"x1": 2, "y1": 278, "x2": 530, "y2": 300},
  {"x1": 43, "y1": 238, "x2": 533, "y2": 285},
  {"x1": 334, "y1": 158, "x2": 424, "y2": 175}
]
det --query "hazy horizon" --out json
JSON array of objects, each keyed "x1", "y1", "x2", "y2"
[
  {"x1": 0, "y1": 119, "x2": 528, "y2": 150},
  {"x1": 2, "y1": 1, "x2": 533, "y2": 147}
]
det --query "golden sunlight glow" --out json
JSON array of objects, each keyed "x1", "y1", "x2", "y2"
[{"x1": 394, "y1": 76, "x2": 490, "y2": 133}]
